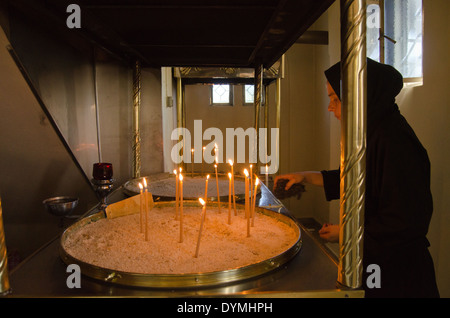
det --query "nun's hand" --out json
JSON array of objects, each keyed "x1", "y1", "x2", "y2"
[
  {"x1": 273, "y1": 173, "x2": 305, "y2": 191},
  {"x1": 319, "y1": 224, "x2": 339, "y2": 243}
]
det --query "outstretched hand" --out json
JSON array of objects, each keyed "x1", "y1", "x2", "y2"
[
  {"x1": 273, "y1": 173, "x2": 305, "y2": 191},
  {"x1": 319, "y1": 223, "x2": 339, "y2": 243}
]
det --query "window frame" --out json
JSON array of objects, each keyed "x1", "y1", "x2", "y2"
[
  {"x1": 367, "y1": 0, "x2": 423, "y2": 83},
  {"x1": 242, "y1": 84, "x2": 266, "y2": 106},
  {"x1": 210, "y1": 84, "x2": 234, "y2": 106}
]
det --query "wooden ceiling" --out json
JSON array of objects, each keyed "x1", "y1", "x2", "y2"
[{"x1": 6, "y1": 0, "x2": 334, "y2": 68}]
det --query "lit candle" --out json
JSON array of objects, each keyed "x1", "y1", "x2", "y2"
[
  {"x1": 202, "y1": 146, "x2": 206, "y2": 177},
  {"x1": 204, "y1": 174, "x2": 210, "y2": 201},
  {"x1": 228, "y1": 160, "x2": 237, "y2": 216},
  {"x1": 265, "y1": 164, "x2": 269, "y2": 186},
  {"x1": 139, "y1": 182, "x2": 144, "y2": 233},
  {"x1": 143, "y1": 177, "x2": 149, "y2": 241},
  {"x1": 179, "y1": 174, "x2": 184, "y2": 243},
  {"x1": 174, "y1": 169, "x2": 179, "y2": 220},
  {"x1": 228, "y1": 172, "x2": 232, "y2": 225},
  {"x1": 249, "y1": 164, "x2": 253, "y2": 209},
  {"x1": 214, "y1": 164, "x2": 221, "y2": 214},
  {"x1": 244, "y1": 169, "x2": 250, "y2": 237},
  {"x1": 214, "y1": 143, "x2": 219, "y2": 170},
  {"x1": 195, "y1": 198, "x2": 207, "y2": 258},
  {"x1": 252, "y1": 178, "x2": 260, "y2": 227},
  {"x1": 191, "y1": 148, "x2": 195, "y2": 176}
]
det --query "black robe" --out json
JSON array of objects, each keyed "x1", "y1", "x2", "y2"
[{"x1": 323, "y1": 59, "x2": 439, "y2": 298}]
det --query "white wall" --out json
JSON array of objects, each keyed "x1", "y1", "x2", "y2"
[{"x1": 394, "y1": 0, "x2": 450, "y2": 297}]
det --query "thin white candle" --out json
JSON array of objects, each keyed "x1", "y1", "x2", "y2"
[
  {"x1": 139, "y1": 182, "x2": 143, "y2": 233},
  {"x1": 191, "y1": 148, "x2": 194, "y2": 176},
  {"x1": 204, "y1": 174, "x2": 210, "y2": 201},
  {"x1": 265, "y1": 164, "x2": 269, "y2": 186},
  {"x1": 202, "y1": 146, "x2": 206, "y2": 177},
  {"x1": 250, "y1": 164, "x2": 253, "y2": 209},
  {"x1": 244, "y1": 169, "x2": 250, "y2": 237},
  {"x1": 195, "y1": 198, "x2": 207, "y2": 258},
  {"x1": 174, "y1": 169, "x2": 179, "y2": 220},
  {"x1": 214, "y1": 164, "x2": 221, "y2": 213},
  {"x1": 252, "y1": 178, "x2": 260, "y2": 227},
  {"x1": 179, "y1": 174, "x2": 184, "y2": 243},
  {"x1": 143, "y1": 177, "x2": 149, "y2": 241},
  {"x1": 228, "y1": 159, "x2": 236, "y2": 216},
  {"x1": 228, "y1": 172, "x2": 232, "y2": 225}
]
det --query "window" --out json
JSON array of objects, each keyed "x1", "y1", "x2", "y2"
[
  {"x1": 243, "y1": 84, "x2": 265, "y2": 106},
  {"x1": 211, "y1": 84, "x2": 233, "y2": 105},
  {"x1": 367, "y1": 0, "x2": 423, "y2": 82}
]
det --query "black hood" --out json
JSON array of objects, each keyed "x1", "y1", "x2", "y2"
[{"x1": 324, "y1": 58, "x2": 403, "y2": 136}]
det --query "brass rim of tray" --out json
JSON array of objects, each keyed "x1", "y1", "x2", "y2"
[
  {"x1": 60, "y1": 201, "x2": 302, "y2": 289},
  {"x1": 122, "y1": 173, "x2": 260, "y2": 202}
]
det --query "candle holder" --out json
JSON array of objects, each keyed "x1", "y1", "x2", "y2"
[{"x1": 91, "y1": 163, "x2": 114, "y2": 211}]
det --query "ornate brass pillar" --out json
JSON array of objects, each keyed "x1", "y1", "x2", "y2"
[
  {"x1": 254, "y1": 64, "x2": 263, "y2": 170},
  {"x1": 176, "y1": 77, "x2": 186, "y2": 171},
  {"x1": 132, "y1": 60, "x2": 142, "y2": 178},
  {"x1": 338, "y1": 0, "x2": 367, "y2": 290},
  {"x1": 276, "y1": 77, "x2": 281, "y2": 169},
  {"x1": 0, "y1": 197, "x2": 11, "y2": 295}
]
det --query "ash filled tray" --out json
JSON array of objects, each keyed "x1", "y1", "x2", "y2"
[
  {"x1": 123, "y1": 173, "x2": 257, "y2": 202},
  {"x1": 60, "y1": 201, "x2": 302, "y2": 288}
]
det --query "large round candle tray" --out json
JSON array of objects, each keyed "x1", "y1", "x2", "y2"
[{"x1": 59, "y1": 201, "x2": 302, "y2": 289}]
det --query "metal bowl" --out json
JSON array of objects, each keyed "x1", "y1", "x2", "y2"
[
  {"x1": 43, "y1": 196, "x2": 79, "y2": 217},
  {"x1": 60, "y1": 201, "x2": 302, "y2": 289}
]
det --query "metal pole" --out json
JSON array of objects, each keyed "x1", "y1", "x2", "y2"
[
  {"x1": 254, "y1": 65, "x2": 263, "y2": 171},
  {"x1": 264, "y1": 82, "x2": 269, "y2": 165},
  {"x1": 93, "y1": 48, "x2": 102, "y2": 162},
  {"x1": 338, "y1": 0, "x2": 367, "y2": 290},
  {"x1": 275, "y1": 77, "x2": 281, "y2": 160},
  {"x1": 132, "y1": 60, "x2": 142, "y2": 179},
  {"x1": 0, "y1": 197, "x2": 11, "y2": 295},
  {"x1": 176, "y1": 77, "x2": 185, "y2": 171}
]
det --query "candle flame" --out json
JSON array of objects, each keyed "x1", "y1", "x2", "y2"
[
  {"x1": 228, "y1": 172, "x2": 232, "y2": 179},
  {"x1": 179, "y1": 174, "x2": 183, "y2": 181},
  {"x1": 179, "y1": 167, "x2": 182, "y2": 172},
  {"x1": 199, "y1": 198, "x2": 205, "y2": 206},
  {"x1": 191, "y1": 148, "x2": 194, "y2": 152},
  {"x1": 265, "y1": 165, "x2": 268, "y2": 172},
  {"x1": 143, "y1": 177, "x2": 147, "y2": 187},
  {"x1": 206, "y1": 174, "x2": 210, "y2": 179},
  {"x1": 255, "y1": 178, "x2": 260, "y2": 186},
  {"x1": 250, "y1": 164, "x2": 253, "y2": 168},
  {"x1": 243, "y1": 169, "x2": 249, "y2": 177},
  {"x1": 203, "y1": 146, "x2": 206, "y2": 150},
  {"x1": 173, "y1": 169, "x2": 177, "y2": 175},
  {"x1": 214, "y1": 164, "x2": 217, "y2": 168},
  {"x1": 139, "y1": 183, "x2": 143, "y2": 190},
  {"x1": 228, "y1": 159, "x2": 233, "y2": 166}
]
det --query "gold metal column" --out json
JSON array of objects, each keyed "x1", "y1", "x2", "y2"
[
  {"x1": 0, "y1": 197, "x2": 11, "y2": 295},
  {"x1": 254, "y1": 65, "x2": 263, "y2": 170},
  {"x1": 264, "y1": 82, "x2": 269, "y2": 165},
  {"x1": 338, "y1": 0, "x2": 367, "y2": 290},
  {"x1": 275, "y1": 77, "x2": 281, "y2": 171},
  {"x1": 132, "y1": 60, "x2": 142, "y2": 179},
  {"x1": 176, "y1": 77, "x2": 186, "y2": 171}
]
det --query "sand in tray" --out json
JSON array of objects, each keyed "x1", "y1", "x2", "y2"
[{"x1": 63, "y1": 206, "x2": 299, "y2": 275}]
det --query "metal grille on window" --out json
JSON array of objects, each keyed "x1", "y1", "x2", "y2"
[
  {"x1": 211, "y1": 84, "x2": 231, "y2": 105},
  {"x1": 366, "y1": 0, "x2": 423, "y2": 80},
  {"x1": 243, "y1": 84, "x2": 265, "y2": 105}
]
